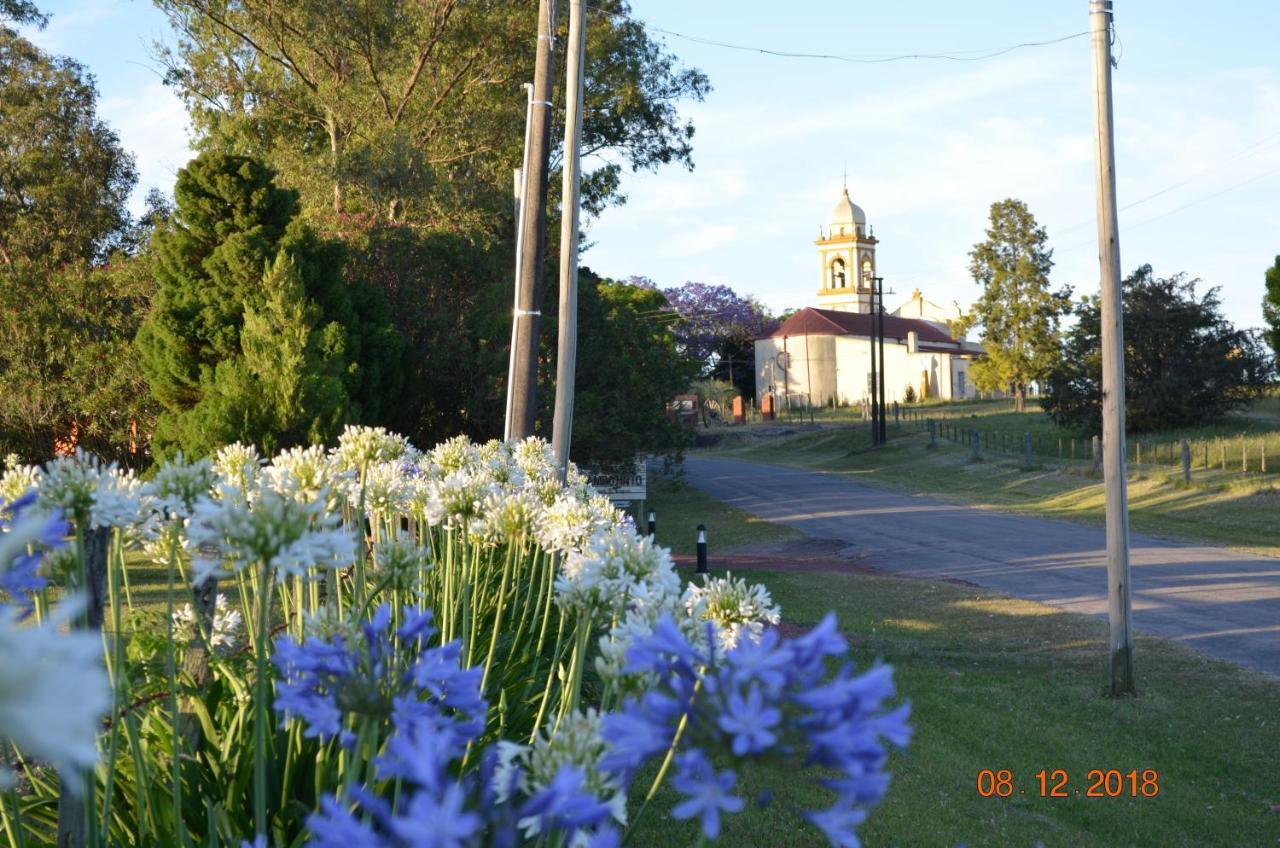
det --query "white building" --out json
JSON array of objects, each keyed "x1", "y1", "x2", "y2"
[{"x1": 754, "y1": 186, "x2": 983, "y2": 405}]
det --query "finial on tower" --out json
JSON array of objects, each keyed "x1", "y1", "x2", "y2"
[{"x1": 842, "y1": 162, "x2": 848, "y2": 193}]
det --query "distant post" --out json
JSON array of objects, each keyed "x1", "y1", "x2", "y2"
[
  {"x1": 647, "y1": 510, "x2": 656, "y2": 538},
  {"x1": 1091, "y1": 435, "x2": 1101, "y2": 472},
  {"x1": 1180, "y1": 438, "x2": 1191, "y2": 484},
  {"x1": 1024, "y1": 432, "x2": 1033, "y2": 469},
  {"x1": 970, "y1": 429, "x2": 981, "y2": 461},
  {"x1": 928, "y1": 418, "x2": 937, "y2": 447}
]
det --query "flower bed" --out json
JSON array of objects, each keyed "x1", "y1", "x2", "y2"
[{"x1": 0, "y1": 428, "x2": 909, "y2": 847}]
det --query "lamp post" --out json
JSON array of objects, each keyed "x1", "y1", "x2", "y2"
[{"x1": 864, "y1": 266, "x2": 879, "y2": 446}]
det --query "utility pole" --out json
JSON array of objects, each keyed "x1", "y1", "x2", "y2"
[
  {"x1": 1090, "y1": 0, "x2": 1135, "y2": 696},
  {"x1": 551, "y1": 0, "x2": 587, "y2": 481},
  {"x1": 503, "y1": 84, "x2": 535, "y2": 441},
  {"x1": 506, "y1": 0, "x2": 557, "y2": 441}
]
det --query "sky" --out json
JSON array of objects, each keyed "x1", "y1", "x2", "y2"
[{"x1": 20, "y1": 0, "x2": 1280, "y2": 329}]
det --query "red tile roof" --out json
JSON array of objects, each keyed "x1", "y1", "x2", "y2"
[{"x1": 765, "y1": 307, "x2": 959, "y2": 346}]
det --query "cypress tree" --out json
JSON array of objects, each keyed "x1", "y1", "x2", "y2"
[{"x1": 136, "y1": 152, "x2": 401, "y2": 457}]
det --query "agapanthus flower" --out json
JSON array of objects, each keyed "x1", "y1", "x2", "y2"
[
  {"x1": 0, "y1": 458, "x2": 42, "y2": 509},
  {"x1": 213, "y1": 442, "x2": 263, "y2": 498},
  {"x1": 428, "y1": 435, "x2": 481, "y2": 475},
  {"x1": 172, "y1": 593, "x2": 244, "y2": 656},
  {"x1": 186, "y1": 483, "x2": 354, "y2": 585},
  {"x1": 263, "y1": 445, "x2": 349, "y2": 509},
  {"x1": 40, "y1": 449, "x2": 142, "y2": 530},
  {"x1": 0, "y1": 493, "x2": 68, "y2": 607},
  {"x1": 422, "y1": 470, "x2": 495, "y2": 528},
  {"x1": 274, "y1": 605, "x2": 479, "y2": 747},
  {"x1": 333, "y1": 425, "x2": 410, "y2": 474},
  {"x1": 600, "y1": 613, "x2": 911, "y2": 847},
  {"x1": 669, "y1": 749, "x2": 744, "y2": 839},
  {"x1": 475, "y1": 488, "x2": 541, "y2": 545},
  {"x1": 145, "y1": 453, "x2": 215, "y2": 519},
  {"x1": 494, "y1": 710, "x2": 627, "y2": 839},
  {"x1": 556, "y1": 525, "x2": 680, "y2": 618},
  {"x1": 0, "y1": 601, "x2": 110, "y2": 791},
  {"x1": 361, "y1": 461, "x2": 410, "y2": 516},
  {"x1": 299, "y1": 604, "x2": 620, "y2": 848},
  {"x1": 683, "y1": 572, "x2": 781, "y2": 651}
]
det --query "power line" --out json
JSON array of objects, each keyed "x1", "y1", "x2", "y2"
[{"x1": 638, "y1": 25, "x2": 1091, "y2": 64}]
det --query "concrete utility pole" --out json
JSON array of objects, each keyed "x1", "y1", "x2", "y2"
[
  {"x1": 506, "y1": 0, "x2": 557, "y2": 441},
  {"x1": 503, "y1": 84, "x2": 535, "y2": 441},
  {"x1": 552, "y1": 0, "x2": 588, "y2": 481},
  {"x1": 1090, "y1": 0, "x2": 1136, "y2": 696}
]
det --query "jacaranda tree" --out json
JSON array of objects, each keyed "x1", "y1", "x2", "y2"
[{"x1": 136, "y1": 152, "x2": 403, "y2": 457}]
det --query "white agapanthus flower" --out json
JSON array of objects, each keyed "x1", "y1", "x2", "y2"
[
  {"x1": 39, "y1": 451, "x2": 144, "y2": 530},
  {"x1": 145, "y1": 453, "x2": 215, "y2": 520},
  {"x1": 332, "y1": 425, "x2": 410, "y2": 473},
  {"x1": 185, "y1": 484, "x2": 356, "y2": 585},
  {"x1": 361, "y1": 461, "x2": 410, "y2": 515},
  {"x1": 172, "y1": 593, "x2": 244, "y2": 656},
  {"x1": 263, "y1": 445, "x2": 349, "y2": 509},
  {"x1": 0, "y1": 602, "x2": 110, "y2": 791},
  {"x1": 493, "y1": 710, "x2": 627, "y2": 842},
  {"x1": 422, "y1": 470, "x2": 495, "y2": 528},
  {"x1": 534, "y1": 493, "x2": 606, "y2": 554},
  {"x1": 428, "y1": 435, "x2": 481, "y2": 475},
  {"x1": 0, "y1": 458, "x2": 41, "y2": 507},
  {"x1": 683, "y1": 572, "x2": 782, "y2": 651},
  {"x1": 474, "y1": 488, "x2": 541, "y2": 544},
  {"x1": 555, "y1": 525, "x2": 681, "y2": 617},
  {"x1": 212, "y1": 442, "x2": 263, "y2": 498}
]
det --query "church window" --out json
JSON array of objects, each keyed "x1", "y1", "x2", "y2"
[
  {"x1": 831, "y1": 257, "x2": 846, "y2": 289},
  {"x1": 861, "y1": 258, "x2": 873, "y2": 290}
]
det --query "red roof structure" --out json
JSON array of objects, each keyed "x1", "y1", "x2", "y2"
[{"x1": 764, "y1": 307, "x2": 979, "y2": 354}]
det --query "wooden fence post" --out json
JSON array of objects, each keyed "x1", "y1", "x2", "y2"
[
  {"x1": 1181, "y1": 438, "x2": 1191, "y2": 485},
  {"x1": 971, "y1": 429, "x2": 982, "y2": 461},
  {"x1": 1091, "y1": 435, "x2": 1101, "y2": 472},
  {"x1": 928, "y1": 418, "x2": 936, "y2": 447},
  {"x1": 1024, "y1": 432, "x2": 1033, "y2": 469}
]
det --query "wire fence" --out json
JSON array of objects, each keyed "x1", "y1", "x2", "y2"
[{"x1": 899, "y1": 407, "x2": 1280, "y2": 480}]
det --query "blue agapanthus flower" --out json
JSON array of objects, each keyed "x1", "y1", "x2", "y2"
[
  {"x1": 600, "y1": 613, "x2": 911, "y2": 846},
  {"x1": 0, "y1": 492, "x2": 68, "y2": 613},
  {"x1": 291, "y1": 603, "x2": 621, "y2": 848}
]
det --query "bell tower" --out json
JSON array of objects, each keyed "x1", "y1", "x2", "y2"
[{"x1": 815, "y1": 184, "x2": 877, "y2": 313}]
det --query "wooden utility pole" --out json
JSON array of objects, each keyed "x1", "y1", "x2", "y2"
[
  {"x1": 503, "y1": 84, "x2": 535, "y2": 441},
  {"x1": 1090, "y1": 0, "x2": 1135, "y2": 696},
  {"x1": 552, "y1": 0, "x2": 588, "y2": 480},
  {"x1": 506, "y1": 0, "x2": 557, "y2": 440}
]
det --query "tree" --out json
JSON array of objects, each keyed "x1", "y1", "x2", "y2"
[
  {"x1": 963, "y1": 199, "x2": 1071, "y2": 411},
  {"x1": 0, "y1": 258, "x2": 158, "y2": 464},
  {"x1": 1043, "y1": 265, "x2": 1273, "y2": 432},
  {"x1": 0, "y1": 28, "x2": 136, "y2": 275},
  {"x1": 562, "y1": 272, "x2": 696, "y2": 468},
  {"x1": 660, "y1": 282, "x2": 776, "y2": 398},
  {"x1": 153, "y1": 0, "x2": 708, "y2": 228},
  {"x1": 135, "y1": 152, "x2": 403, "y2": 457},
  {"x1": 1261, "y1": 255, "x2": 1280, "y2": 360}
]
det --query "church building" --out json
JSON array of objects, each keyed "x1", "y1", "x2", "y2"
[{"x1": 754, "y1": 186, "x2": 983, "y2": 406}]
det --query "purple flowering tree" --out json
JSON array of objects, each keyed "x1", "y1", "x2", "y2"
[{"x1": 659, "y1": 282, "x2": 778, "y2": 398}]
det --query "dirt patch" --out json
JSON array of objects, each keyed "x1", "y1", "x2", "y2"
[{"x1": 673, "y1": 536, "x2": 881, "y2": 575}]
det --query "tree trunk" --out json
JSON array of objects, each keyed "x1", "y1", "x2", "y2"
[
  {"x1": 1014, "y1": 384, "x2": 1026, "y2": 413},
  {"x1": 326, "y1": 108, "x2": 344, "y2": 215}
]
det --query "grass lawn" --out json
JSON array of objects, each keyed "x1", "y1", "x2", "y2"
[
  {"x1": 634, "y1": 481, "x2": 1280, "y2": 848},
  {"x1": 704, "y1": 404, "x2": 1280, "y2": 556}
]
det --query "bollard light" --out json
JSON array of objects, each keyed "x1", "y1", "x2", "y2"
[
  {"x1": 648, "y1": 510, "x2": 656, "y2": 538},
  {"x1": 696, "y1": 523, "x2": 708, "y2": 574}
]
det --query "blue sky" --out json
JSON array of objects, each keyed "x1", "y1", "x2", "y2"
[{"x1": 22, "y1": 1, "x2": 1280, "y2": 328}]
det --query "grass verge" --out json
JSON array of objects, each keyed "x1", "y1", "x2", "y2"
[{"x1": 635, "y1": 480, "x2": 1280, "y2": 848}]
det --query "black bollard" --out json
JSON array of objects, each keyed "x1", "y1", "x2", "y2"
[
  {"x1": 647, "y1": 510, "x2": 656, "y2": 538},
  {"x1": 696, "y1": 523, "x2": 708, "y2": 574}
]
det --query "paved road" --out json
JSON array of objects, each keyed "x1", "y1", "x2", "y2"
[{"x1": 684, "y1": 455, "x2": 1280, "y2": 676}]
